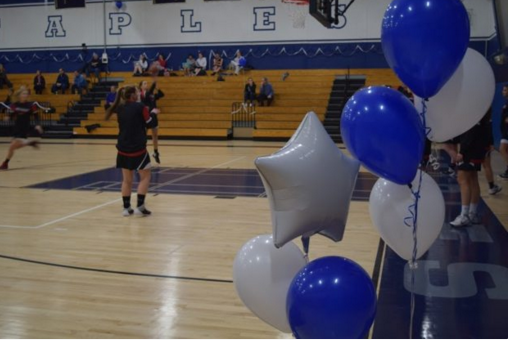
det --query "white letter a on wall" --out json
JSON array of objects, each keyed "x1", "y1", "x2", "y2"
[{"x1": 46, "y1": 15, "x2": 66, "y2": 38}]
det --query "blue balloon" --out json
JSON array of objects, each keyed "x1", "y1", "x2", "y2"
[
  {"x1": 381, "y1": 0, "x2": 470, "y2": 98},
  {"x1": 115, "y1": 1, "x2": 123, "y2": 9},
  {"x1": 287, "y1": 256, "x2": 377, "y2": 339},
  {"x1": 340, "y1": 86, "x2": 424, "y2": 185}
]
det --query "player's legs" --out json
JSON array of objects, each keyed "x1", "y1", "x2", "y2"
[
  {"x1": 121, "y1": 169, "x2": 134, "y2": 216},
  {"x1": 135, "y1": 168, "x2": 152, "y2": 216}
]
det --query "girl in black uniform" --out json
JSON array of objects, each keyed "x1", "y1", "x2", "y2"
[
  {"x1": 106, "y1": 86, "x2": 159, "y2": 217},
  {"x1": 450, "y1": 117, "x2": 490, "y2": 227},
  {"x1": 139, "y1": 80, "x2": 164, "y2": 164},
  {"x1": 499, "y1": 85, "x2": 508, "y2": 179},
  {"x1": 1, "y1": 88, "x2": 43, "y2": 170},
  {"x1": 481, "y1": 108, "x2": 502, "y2": 195}
]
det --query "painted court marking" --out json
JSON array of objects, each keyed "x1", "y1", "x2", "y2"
[{"x1": 0, "y1": 156, "x2": 246, "y2": 230}]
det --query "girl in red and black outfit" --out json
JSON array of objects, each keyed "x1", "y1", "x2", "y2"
[
  {"x1": 106, "y1": 86, "x2": 159, "y2": 217},
  {"x1": 139, "y1": 80, "x2": 164, "y2": 163},
  {"x1": 1, "y1": 88, "x2": 43, "y2": 170},
  {"x1": 449, "y1": 115, "x2": 491, "y2": 227}
]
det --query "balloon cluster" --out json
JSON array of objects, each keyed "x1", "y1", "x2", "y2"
[
  {"x1": 233, "y1": 0, "x2": 495, "y2": 338},
  {"x1": 234, "y1": 113, "x2": 377, "y2": 338},
  {"x1": 341, "y1": 0, "x2": 494, "y2": 263}
]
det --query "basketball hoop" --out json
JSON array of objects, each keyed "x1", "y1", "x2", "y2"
[{"x1": 282, "y1": 0, "x2": 309, "y2": 29}]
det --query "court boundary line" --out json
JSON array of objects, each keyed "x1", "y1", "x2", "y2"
[
  {"x1": 0, "y1": 140, "x2": 348, "y2": 150},
  {"x1": 0, "y1": 199, "x2": 121, "y2": 229},
  {"x1": 0, "y1": 254, "x2": 233, "y2": 284},
  {"x1": 0, "y1": 157, "x2": 247, "y2": 229}
]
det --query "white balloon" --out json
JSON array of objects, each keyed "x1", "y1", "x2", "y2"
[
  {"x1": 255, "y1": 112, "x2": 361, "y2": 248},
  {"x1": 369, "y1": 171, "x2": 445, "y2": 260},
  {"x1": 415, "y1": 48, "x2": 495, "y2": 142},
  {"x1": 233, "y1": 235, "x2": 307, "y2": 333}
]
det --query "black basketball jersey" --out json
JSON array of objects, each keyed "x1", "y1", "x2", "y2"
[
  {"x1": 9, "y1": 101, "x2": 39, "y2": 138},
  {"x1": 116, "y1": 101, "x2": 155, "y2": 155}
]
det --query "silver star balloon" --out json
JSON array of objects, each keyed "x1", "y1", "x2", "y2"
[{"x1": 255, "y1": 112, "x2": 361, "y2": 248}]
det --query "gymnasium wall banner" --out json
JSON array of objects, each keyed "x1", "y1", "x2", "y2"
[{"x1": 0, "y1": 0, "x2": 496, "y2": 51}]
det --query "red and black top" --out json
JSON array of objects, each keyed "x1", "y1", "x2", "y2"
[
  {"x1": 116, "y1": 101, "x2": 157, "y2": 156},
  {"x1": 9, "y1": 101, "x2": 39, "y2": 138},
  {"x1": 460, "y1": 119, "x2": 490, "y2": 165}
]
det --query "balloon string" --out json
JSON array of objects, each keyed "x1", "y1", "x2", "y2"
[
  {"x1": 406, "y1": 170, "x2": 422, "y2": 339},
  {"x1": 421, "y1": 99, "x2": 432, "y2": 137}
]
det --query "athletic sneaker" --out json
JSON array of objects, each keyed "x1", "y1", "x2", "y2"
[
  {"x1": 134, "y1": 205, "x2": 152, "y2": 216},
  {"x1": 122, "y1": 208, "x2": 134, "y2": 217},
  {"x1": 0, "y1": 161, "x2": 7, "y2": 170},
  {"x1": 28, "y1": 141, "x2": 39, "y2": 149},
  {"x1": 499, "y1": 171, "x2": 508, "y2": 180},
  {"x1": 468, "y1": 213, "x2": 481, "y2": 225},
  {"x1": 450, "y1": 214, "x2": 471, "y2": 227},
  {"x1": 489, "y1": 185, "x2": 503, "y2": 195},
  {"x1": 152, "y1": 151, "x2": 161, "y2": 164}
]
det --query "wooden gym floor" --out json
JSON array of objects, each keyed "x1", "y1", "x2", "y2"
[{"x1": 0, "y1": 138, "x2": 506, "y2": 338}]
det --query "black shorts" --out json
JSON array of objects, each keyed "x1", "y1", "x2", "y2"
[
  {"x1": 457, "y1": 161, "x2": 482, "y2": 172},
  {"x1": 116, "y1": 152, "x2": 151, "y2": 171}
]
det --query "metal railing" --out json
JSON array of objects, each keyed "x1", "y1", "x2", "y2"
[
  {"x1": 0, "y1": 101, "x2": 55, "y2": 128},
  {"x1": 231, "y1": 102, "x2": 256, "y2": 128}
]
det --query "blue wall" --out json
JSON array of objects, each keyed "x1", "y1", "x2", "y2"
[{"x1": 0, "y1": 40, "x2": 490, "y2": 74}]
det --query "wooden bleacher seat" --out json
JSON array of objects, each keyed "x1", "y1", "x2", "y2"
[{"x1": 2, "y1": 69, "x2": 401, "y2": 140}]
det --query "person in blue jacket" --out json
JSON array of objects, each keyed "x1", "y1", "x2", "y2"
[
  {"x1": 71, "y1": 71, "x2": 87, "y2": 95},
  {"x1": 257, "y1": 77, "x2": 274, "y2": 107},
  {"x1": 51, "y1": 68, "x2": 70, "y2": 94}
]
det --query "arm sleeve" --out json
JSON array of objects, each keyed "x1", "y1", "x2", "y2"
[
  {"x1": 155, "y1": 89, "x2": 164, "y2": 100},
  {"x1": 148, "y1": 82, "x2": 156, "y2": 95},
  {"x1": 31, "y1": 103, "x2": 41, "y2": 125},
  {"x1": 8, "y1": 104, "x2": 15, "y2": 116},
  {"x1": 142, "y1": 106, "x2": 158, "y2": 129}
]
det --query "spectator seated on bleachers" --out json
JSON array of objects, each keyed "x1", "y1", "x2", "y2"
[
  {"x1": 51, "y1": 68, "x2": 70, "y2": 95},
  {"x1": 194, "y1": 52, "x2": 207, "y2": 76},
  {"x1": 258, "y1": 77, "x2": 274, "y2": 107},
  {"x1": 105, "y1": 86, "x2": 117, "y2": 110},
  {"x1": 33, "y1": 70, "x2": 46, "y2": 95},
  {"x1": 149, "y1": 54, "x2": 168, "y2": 76},
  {"x1": 228, "y1": 51, "x2": 246, "y2": 76},
  {"x1": 244, "y1": 78, "x2": 256, "y2": 107},
  {"x1": 86, "y1": 53, "x2": 106, "y2": 81},
  {"x1": 0, "y1": 64, "x2": 13, "y2": 90},
  {"x1": 182, "y1": 55, "x2": 196, "y2": 77},
  {"x1": 71, "y1": 71, "x2": 87, "y2": 95},
  {"x1": 211, "y1": 54, "x2": 223, "y2": 76},
  {"x1": 133, "y1": 54, "x2": 148, "y2": 76}
]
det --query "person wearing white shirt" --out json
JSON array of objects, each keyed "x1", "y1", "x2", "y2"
[
  {"x1": 133, "y1": 55, "x2": 148, "y2": 76},
  {"x1": 229, "y1": 51, "x2": 245, "y2": 75},
  {"x1": 194, "y1": 52, "x2": 207, "y2": 76}
]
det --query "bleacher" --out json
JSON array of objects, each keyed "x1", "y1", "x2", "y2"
[
  {"x1": 0, "y1": 73, "x2": 80, "y2": 129},
  {"x1": 1, "y1": 69, "x2": 401, "y2": 141}
]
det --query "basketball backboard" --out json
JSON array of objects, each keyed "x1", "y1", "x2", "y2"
[{"x1": 309, "y1": 0, "x2": 356, "y2": 28}]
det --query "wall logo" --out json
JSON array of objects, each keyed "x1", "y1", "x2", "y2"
[
  {"x1": 181, "y1": 9, "x2": 201, "y2": 33},
  {"x1": 109, "y1": 13, "x2": 132, "y2": 35},
  {"x1": 45, "y1": 15, "x2": 66, "y2": 38},
  {"x1": 253, "y1": 7, "x2": 276, "y2": 31}
]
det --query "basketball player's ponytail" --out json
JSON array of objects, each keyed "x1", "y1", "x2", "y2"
[{"x1": 105, "y1": 87, "x2": 126, "y2": 121}]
